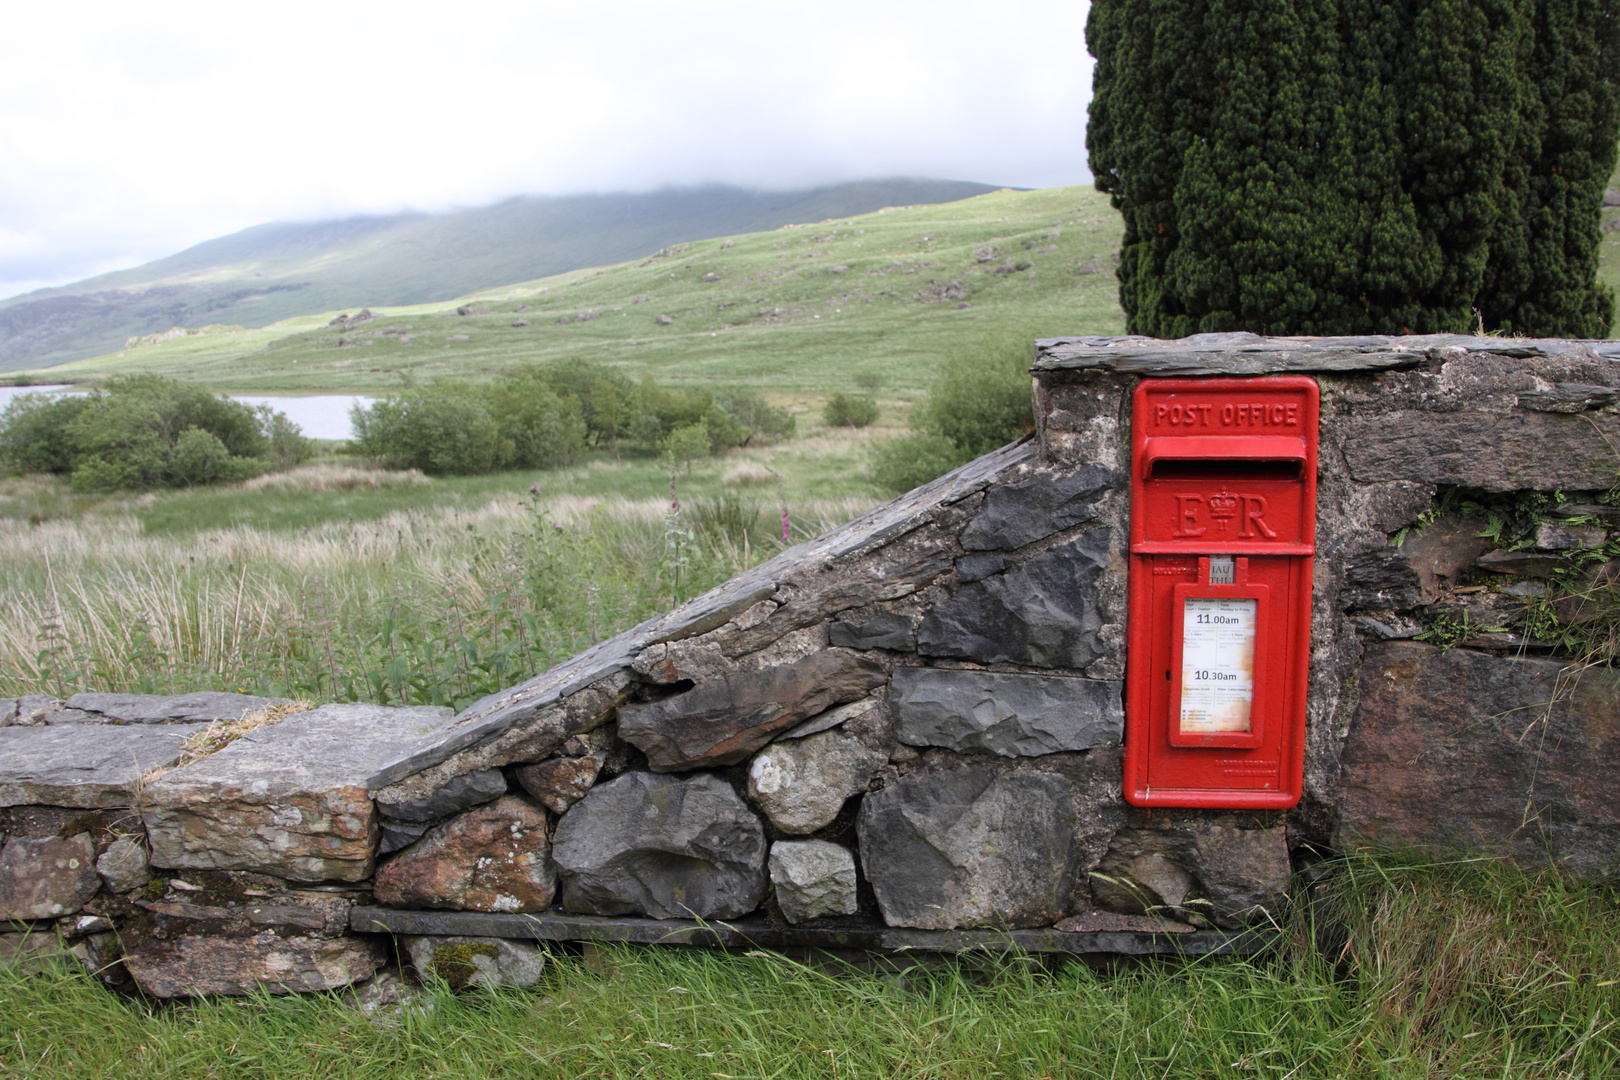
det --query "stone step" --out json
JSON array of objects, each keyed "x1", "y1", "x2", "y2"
[{"x1": 350, "y1": 906, "x2": 1270, "y2": 958}]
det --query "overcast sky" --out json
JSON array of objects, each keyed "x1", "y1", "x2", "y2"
[{"x1": 0, "y1": 1, "x2": 1094, "y2": 302}]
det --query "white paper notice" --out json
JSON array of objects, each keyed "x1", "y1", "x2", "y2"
[{"x1": 1179, "y1": 597, "x2": 1257, "y2": 733}]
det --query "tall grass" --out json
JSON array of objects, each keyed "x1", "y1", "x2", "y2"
[
  {"x1": 0, "y1": 490, "x2": 871, "y2": 709},
  {"x1": 0, "y1": 856, "x2": 1613, "y2": 1078}
]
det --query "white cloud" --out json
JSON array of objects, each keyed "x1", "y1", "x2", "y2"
[{"x1": 0, "y1": 0, "x2": 1093, "y2": 299}]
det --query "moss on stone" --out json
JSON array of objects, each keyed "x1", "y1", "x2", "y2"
[{"x1": 426, "y1": 941, "x2": 501, "y2": 991}]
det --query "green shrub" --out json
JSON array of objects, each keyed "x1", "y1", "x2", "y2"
[
  {"x1": 714, "y1": 390, "x2": 796, "y2": 444},
  {"x1": 823, "y1": 393, "x2": 880, "y2": 428},
  {"x1": 0, "y1": 376, "x2": 302, "y2": 492},
  {"x1": 871, "y1": 336, "x2": 1035, "y2": 492},
  {"x1": 352, "y1": 385, "x2": 505, "y2": 475},
  {"x1": 0, "y1": 393, "x2": 88, "y2": 474},
  {"x1": 870, "y1": 432, "x2": 964, "y2": 493},
  {"x1": 485, "y1": 377, "x2": 587, "y2": 468},
  {"x1": 661, "y1": 423, "x2": 712, "y2": 473}
]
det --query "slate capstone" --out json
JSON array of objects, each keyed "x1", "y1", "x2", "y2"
[{"x1": 376, "y1": 768, "x2": 507, "y2": 823}]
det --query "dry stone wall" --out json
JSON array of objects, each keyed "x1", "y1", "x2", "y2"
[{"x1": 2, "y1": 333, "x2": 1617, "y2": 999}]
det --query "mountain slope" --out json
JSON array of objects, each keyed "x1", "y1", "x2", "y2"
[
  {"x1": 0, "y1": 179, "x2": 998, "y2": 372},
  {"x1": 46, "y1": 185, "x2": 1129, "y2": 396}
]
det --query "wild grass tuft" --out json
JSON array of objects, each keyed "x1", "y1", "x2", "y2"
[{"x1": 1, "y1": 856, "x2": 1614, "y2": 1078}]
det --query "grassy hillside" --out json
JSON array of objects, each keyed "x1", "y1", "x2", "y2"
[
  {"x1": 42, "y1": 185, "x2": 1127, "y2": 394},
  {"x1": 0, "y1": 179, "x2": 999, "y2": 372}
]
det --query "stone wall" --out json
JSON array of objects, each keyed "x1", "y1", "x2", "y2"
[{"x1": 2, "y1": 333, "x2": 1616, "y2": 998}]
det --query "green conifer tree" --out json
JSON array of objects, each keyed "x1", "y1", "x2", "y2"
[{"x1": 1087, "y1": 0, "x2": 1617, "y2": 338}]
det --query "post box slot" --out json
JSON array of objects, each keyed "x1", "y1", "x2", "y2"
[{"x1": 1148, "y1": 459, "x2": 1303, "y2": 481}]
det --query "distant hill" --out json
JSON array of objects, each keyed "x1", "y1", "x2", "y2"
[{"x1": 0, "y1": 179, "x2": 999, "y2": 372}]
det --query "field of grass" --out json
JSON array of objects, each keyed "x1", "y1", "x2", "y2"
[
  {"x1": 0, "y1": 415, "x2": 891, "y2": 707},
  {"x1": 34, "y1": 186, "x2": 1127, "y2": 396},
  {"x1": 2, "y1": 855, "x2": 1615, "y2": 1078}
]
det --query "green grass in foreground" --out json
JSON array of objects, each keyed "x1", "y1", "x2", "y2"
[{"x1": 2, "y1": 857, "x2": 1615, "y2": 1078}]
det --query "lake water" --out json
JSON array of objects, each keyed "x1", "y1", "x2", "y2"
[{"x1": 0, "y1": 385, "x2": 371, "y2": 441}]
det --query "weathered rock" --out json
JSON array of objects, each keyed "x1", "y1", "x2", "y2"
[
  {"x1": 143, "y1": 704, "x2": 451, "y2": 882},
  {"x1": 377, "y1": 768, "x2": 506, "y2": 823},
  {"x1": 379, "y1": 820, "x2": 433, "y2": 856},
  {"x1": 1476, "y1": 549, "x2": 1567, "y2": 577},
  {"x1": 857, "y1": 763, "x2": 1081, "y2": 930},
  {"x1": 1053, "y1": 911, "x2": 1195, "y2": 934},
  {"x1": 0, "y1": 834, "x2": 100, "y2": 919},
  {"x1": 1336, "y1": 641, "x2": 1620, "y2": 877},
  {"x1": 1091, "y1": 819, "x2": 1290, "y2": 928},
  {"x1": 514, "y1": 755, "x2": 600, "y2": 814},
  {"x1": 0, "y1": 931, "x2": 69, "y2": 972},
  {"x1": 778, "y1": 696, "x2": 879, "y2": 741},
  {"x1": 891, "y1": 668, "x2": 1122, "y2": 757},
  {"x1": 1341, "y1": 546, "x2": 1424, "y2": 612},
  {"x1": 618, "y1": 650, "x2": 886, "y2": 771},
  {"x1": 0, "y1": 699, "x2": 16, "y2": 726},
  {"x1": 374, "y1": 795, "x2": 554, "y2": 913},
  {"x1": 123, "y1": 933, "x2": 385, "y2": 998},
  {"x1": 959, "y1": 464, "x2": 1114, "y2": 551},
  {"x1": 828, "y1": 611, "x2": 915, "y2": 651},
  {"x1": 1533, "y1": 521, "x2": 1607, "y2": 551},
  {"x1": 406, "y1": 935, "x2": 545, "y2": 990},
  {"x1": 768, "y1": 841, "x2": 858, "y2": 923},
  {"x1": 64, "y1": 691, "x2": 291, "y2": 724},
  {"x1": 1397, "y1": 514, "x2": 1494, "y2": 601},
  {"x1": 0, "y1": 723, "x2": 207, "y2": 808},
  {"x1": 917, "y1": 531, "x2": 1111, "y2": 669},
  {"x1": 746, "y1": 729, "x2": 887, "y2": 834},
  {"x1": 345, "y1": 968, "x2": 434, "y2": 1024},
  {"x1": 551, "y1": 772, "x2": 767, "y2": 919},
  {"x1": 954, "y1": 553, "x2": 1008, "y2": 583},
  {"x1": 95, "y1": 836, "x2": 151, "y2": 893}
]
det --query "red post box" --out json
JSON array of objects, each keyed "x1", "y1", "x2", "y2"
[{"x1": 1122, "y1": 376, "x2": 1318, "y2": 808}]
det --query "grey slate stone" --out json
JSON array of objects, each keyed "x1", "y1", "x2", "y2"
[
  {"x1": 618, "y1": 650, "x2": 886, "y2": 772},
  {"x1": 1337, "y1": 641, "x2": 1620, "y2": 878},
  {"x1": 0, "y1": 723, "x2": 207, "y2": 808},
  {"x1": 350, "y1": 906, "x2": 1268, "y2": 958},
  {"x1": 64, "y1": 691, "x2": 292, "y2": 725},
  {"x1": 379, "y1": 821, "x2": 433, "y2": 856},
  {"x1": 95, "y1": 836, "x2": 151, "y2": 893},
  {"x1": 777, "y1": 697, "x2": 879, "y2": 741},
  {"x1": 377, "y1": 768, "x2": 506, "y2": 823},
  {"x1": 891, "y1": 667, "x2": 1122, "y2": 757},
  {"x1": 0, "y1": 834, "x2": 100, "y2": 919},
  {"x1": 406, "y1": 935, "x2": 545, "y2": 991},
  {"x1": 746, "y1": 729, "x2": 887, "y2": 834},
  {"x1": 858, "y1": 762, "x2": 1081, "y2": 930},
  {"x1": 917, "y1": 530, "x2": 1111, "y2": 669},
  {"x1": 1092, "y1": 819, "x2": 1291, "y2": 929},
  {"x1": 0, "y1": 699, "x2": 15, "y2": 726},
  {"x1": 1033, "y1": 332, "x2": 1428, "y2": 374},
  {"x1": 142, "y1": 704, "x2": 452, "y2": 882},
  {"x1": 954, "y1": 554, "x2": 1007, "y2": 583},
  {"x1": 828, "y1": 612, "x2": 915, "y2": 651},
  {"x1": 551, "y1": 771, "x2": 767, "y2": 920},
  {"x1": 959, "y1": 465, "x2": 1115, "y2": 551},
  {"x1": 769, "y1": 841, "x2": 858, "y2": 923}
]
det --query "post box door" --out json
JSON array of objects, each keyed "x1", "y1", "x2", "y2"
[{"x1": 1124, "y1": 377, "x2": 1318, "y2": 809}]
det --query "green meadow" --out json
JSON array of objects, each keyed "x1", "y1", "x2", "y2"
[{"x1": 40, "y1": 186, "x2": 1128, "y2": 396}]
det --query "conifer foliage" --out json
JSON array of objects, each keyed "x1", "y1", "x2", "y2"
[{"x1": 1087, "y1": 0, "x2": 1620, "y2": 338}]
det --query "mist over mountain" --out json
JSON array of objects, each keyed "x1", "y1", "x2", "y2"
[{"x1": 0, "y1": 178, "x2": 999, "y2": 373}]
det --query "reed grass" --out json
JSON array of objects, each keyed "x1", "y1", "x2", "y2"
[{"x1": 0, "y1": 489, "x2": 871, "y2": 709}]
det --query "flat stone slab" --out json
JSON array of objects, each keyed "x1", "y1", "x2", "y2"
[
  {"x1": 1031, "y1": 332, "x2": 1620, "y2": 375},
  {"x1": 892, "y1": 668, "x2": 1123, "y2": 757},
  {"x1": 351, "y1": 907, "x2": 1267, "y2": 957},
  {"x1": 1336, "y1": 641, "x2": 1620, "y2": 877},
  {"x1": 0, "y1": 724, "x2": 208, "y2": 808},
  {"x1": 64, "y1": 692, "x2": 291, "y2": 724},
  {"x1": 143, "y1": 704, "x2": 451, "y2": 882}
]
